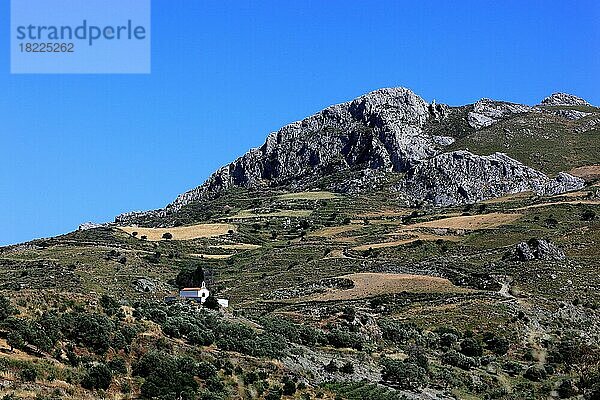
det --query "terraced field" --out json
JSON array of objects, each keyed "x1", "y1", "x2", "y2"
[
  {"x1": 119, "y1": 223, "x2": 235, "y2": 240},
  {"x1": 309, "y1": 273, "x2": 473, "y2": 301}
]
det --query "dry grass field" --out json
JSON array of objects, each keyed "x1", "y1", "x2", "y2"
[
  {"x1": 352, "y1": 232, "x2": 460, "y2": 251},
  {"x1": 410, "y1": 213, "x2": 522, "y2": 230},
  {"x1": 210, "y1": 243, "x2": 262, "y2": 250},
  {"x1": 309, "y1": 225, "x2": 362, "y2": 238},
  {"x1": 514, "y1": 200, "x2": 600, "y2": 210},
  {"x1": 309, "y1": 273, "x2": 472, "y2": 301},
  {"x1": 356, "y1": 208, "x2": 413, "y2": 218},
  {"x1": 277, "y1": 191, "x2": 338, "y2": 200},
  {"x1": 189, "y1": 253, "x2": 233, "y2": 259},
  {"x1": 480, "y1": 191, "x2": 534, "y2": 204},
  {"x1": 569, "y1": 165, "x2": 600, "y2": 181},
  {"x1": 119, "y1": 223, "x2": 235, "y2": 241},
  {"x1": 230, "y1": 209, "x2": 313, "y2": 219}
]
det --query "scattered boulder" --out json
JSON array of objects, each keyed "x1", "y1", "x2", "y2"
[
  {"x1": 467, "y1": 99, "x2": 531, "y2": 129},
  {"x1": 505, "y1": 239, "x2": 566, "y2": 262},
  {"x1": 548, "y1": 109, "x2": 591, "y2": 120},
  {"x1": 428, "y1": 100, "x2": 449, "y2": 120},
  {"x1": 432, "y1": 135, "x2": 455, "y2": 146},
  {"x1": 133, "y1": 277, "x2": 157, "y2": 293},
  {"x1": 467, "y1": 111, "x2": 495, "y2": 129},
  {"x1": 78, "y1": 222, "x2": 104, "y2": 231}
]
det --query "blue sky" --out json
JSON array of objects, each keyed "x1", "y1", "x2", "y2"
[{"x1": 1, "y1": 0, "x2": 599, "y2": 245}]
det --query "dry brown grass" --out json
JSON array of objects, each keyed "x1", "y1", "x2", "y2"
[
  {"x1": 410, "y1": 213, "x2": 522, "y2": 230},
  {"x1": 210, "y1": 243, "x2": 262, "y2": 250},
  {"x1": 550, "y1": 190, "x2": 590, "y2": 199},
  {"x1": 356, "y1": 208, "x2": 412, "y2": 218},
  {"x1": 569, "y1": 165, "x2": 600, "y2": 181},
  {"x1": 119, "y1": 223, "x2": 235, "y2": 241},
  {"x1": 310, "y1": 273, "x2": 472, "y2": 301},
  {"x1": 189, "y1": 253, "x2": 233, "y2": 259},
  {"x1": 0, "y1": 340, "x2": 42, "y2": 362},
  {"x1": 352, "y1": 232, "x2": 460, "y2": 251},
  {"x1": 324, "y1": 249, "x2": 348, "y2": 258},
  {"x1": 481, "y1": 191, "x2": 534, "y2": 204},
  {"x1": 277, "y1": 191, "x2": 338, "y2": 200},
  {"x1": 230, "y1": 209, "x2": 312, "y2": 219},
  {"x1": 514, "y1": 200, "x2": 600, "y2": 210},
  {"x1": 309, "y1": 225, "x2": 361, "y2": 238}
]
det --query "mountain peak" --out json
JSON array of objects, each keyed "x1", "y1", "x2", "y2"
[
  {"x1": 115, "y1": 88, "x2": 589, "y2": 225},
  {"x1": 540, "y1": 92, "x2": 591, "y2": 107}
]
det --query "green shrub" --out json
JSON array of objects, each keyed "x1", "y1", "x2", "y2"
[
  {"x1": 260, "y1": 317, "x2": 323, "y2": 346},
  {"x1": 324, "y1": 359, "x2": 338, "y2": 373},
  {"x1": 0, "y1": 295, "x2": 15, "y2": 321},
  {"x1": 108, "y1": 357, "x2": 128, "y2": 374},
  {"x1": 483, "y1": 333, "x2": 510, "y2": 355},
  {"x1": 176, "y1": 265, "x2": 205, "y2": 289},
  {"x1": 19, "y1": 367, "x2": 38, "y2": 382},
  {"x1": 326, "y1": 329, "x2": 363, "y2": 350},
  {"x1": 380, "y1": 358, "x2": 427, "y2": 390},
  {"x1": 62, "y1": 312, "x2": 115, "y2": 353},
  {"x1": 7, "y1": 331, "x2": 25, "y2": 351},
  {"x1": 442, "y1": 350, "x2": 476, "y2": 370},
  {"x1": 100, "y1": 295, "x2": 120, "y2": 316},
  {"x1": 581, "y1": 209, "x2": 596, "y2": 221},
  {"x1": 282, "y1": 376, "x2": 296, "y2": 395},
  {"x1": 82, "y1": 363, "x2": 112, "y2": 390},
  {"x1": 203, "y1": 296, "x2": 219, "y2": 310},
  {"x1": 379, "y1": 319, "x2": 422, "y2": 344},
  {"x1": 340, "y1": 361, "x2": 355, "y2": 374},
  {"x1": 134, "y1": 351, "x2": 198, "y2": 399},
  {"x1": 459, "y1": 337, "x2": 483, "y2": 357},
  {"x1": 216, "y1": 322, "x2": 286, "y2": 358},
  {"x1": 523, "y1": 365, "x2": 547, "y2": 382},
  {"x1": 188, "y1": 329, "x2": 215, "y2": 346}
]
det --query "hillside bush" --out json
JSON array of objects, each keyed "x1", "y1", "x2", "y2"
[
  {"x1": 82, "y1": 363, "x2": 112, "y2": 390},
  {"x1": 380, "y1": 358, "x2": 427, "y2": 390}
]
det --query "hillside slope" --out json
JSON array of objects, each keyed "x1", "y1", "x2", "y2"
[
  {"x1": 116, "y1": 88, "x2": 596, "y2": 226},
  {"x1": 1, "y1": 88, "x2": 599, "y2": 400}
]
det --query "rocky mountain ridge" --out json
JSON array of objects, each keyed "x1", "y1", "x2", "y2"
[{"x1": 116, "y1": 88, "x2": 592, "y2": 224}]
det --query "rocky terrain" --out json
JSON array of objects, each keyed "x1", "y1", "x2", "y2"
[
  {"x1": 1, "y1": 88, "x2": 599, "y2": 400},
  {"x1": 116, "y1": 88, "x2": 589, "y2": 225}
]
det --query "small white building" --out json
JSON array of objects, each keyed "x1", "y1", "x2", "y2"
[
  {"x1": 179, "y1": 281, "x2": 210, "y2": 303},
  {"x1": 178, "y1": 281, "x2": 229, "y2": 308}
]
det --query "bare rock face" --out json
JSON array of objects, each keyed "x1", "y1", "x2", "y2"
[
  {"x1": 133, "y1": 277, "x2": 157, "y2": 293},
  {"x1": 468, "y1": 99, "x2": 531, "y2": 129},
  {"x1": 400, "y1": 151, "x2": 584, "y2": 206},
  {"x1": 541, "y1": 92, "x2": 591, "y2": 107},
  {"x1": 164, "y1": 88, "x2": 439, "y2": 213},
  {"x1": 78, "y1": 222, "x2": 104, "y2": 231},
  {"x1": 546, "y1": 109, "x2": 591, "y2": 120},
  {"x1": 505, "y1": 239, "x2": 566, "y2": 262},
  {"x1": 115, "y1": 87, "x2": 589, "y2": 224}
]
